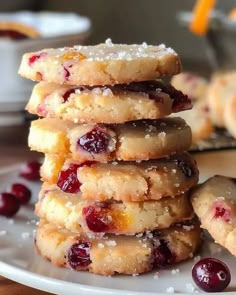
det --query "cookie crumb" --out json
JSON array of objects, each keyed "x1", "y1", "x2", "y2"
[
  {"x1": 0, "y1": 230, "x2": 7, "y2": 236},
  {"x1": 21, "y1": 232, "x2": 30, "y2": 239},
  {"x1": 153, "y1": 272, "x2": 159, "y2": 279},
  {"x1": 166, "y1": 286, "x2": 175, "y2": 293},
  {"x1": 194, "y1": 255, "x2": 201, "y2": 262},
  {"x1": 171, "y1": 268, "x2": 180, "y2": 275},
  {"x1": 186, "y1": 282, "x2": 196, "y2": 293},
  {"x1": 97, "y1": 243, "x2": 104, "y2": 248}
]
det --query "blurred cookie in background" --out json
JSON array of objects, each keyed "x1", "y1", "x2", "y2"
[
  {"x1": 171, "y1": 72, "x2": 213, "y2": 143},
  {"x1": 0, "y1": 21, "x2": 40, "y2": 40},
  {"x1": 224, "y1": 93, "x2": 236, "y2": 139},
  {"x1": 208, "y1": 71, "x2": 236, "y2": 128},
  {"x1": 171, "y1": 72, "x2": 208, "y2": 101}
]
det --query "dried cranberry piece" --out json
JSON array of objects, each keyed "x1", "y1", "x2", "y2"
[
  {"x1": 57, "y1": 163, "x2": 81, "y2": 193},
  {"x1": 19, "y1": 161, "x2": 41, "y2": 181},
  {"x1": 62, "y1": 89, "x2": 76, "y2": 102},
  {"x1": 11, "y1": 183, "x2": 31, "y2": 204},
  {"x1": 0, "y1": 193, "x2": 20, "y2": 217},
  {"x1": 153, "y1": 239, "x2": 176, "y2": 268},
  {"x1": 68, "y1": 241, "x2": 91, "y2": 270},
  {"x1": 63, "y1": 64, "x2": 73, "y2": 81},
  {"x1": 28, "y1": 52, "x2": 46, "y2": 66},
  {"x1": 78, "y1": 128, "x2": 110, "y2": 154},
  {"x1": 214, "y1": 204, "x2": 231, "y2": 223},
  {"x1": 57, "y1": 162, "x2": 94, "y2": 193},
  {"x1": 192, "y1": 258, "x2": 231, "y2": 292},
  {"x1": 83, "y1": 206, "x2": 110, "y2": 232}
]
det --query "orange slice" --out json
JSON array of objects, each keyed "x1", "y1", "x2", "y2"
[{"x1": 189, "y1": 0, "x2": 216, "y2": 36}]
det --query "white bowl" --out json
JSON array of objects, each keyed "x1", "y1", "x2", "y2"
[{"x1": 0, "y1": 12, "x2": 91, "y2": 112}]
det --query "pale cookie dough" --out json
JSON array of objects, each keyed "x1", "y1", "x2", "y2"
[
  {"x1": 191, "y1": 175, "x2": 236, "y2": 256},
  {"x1": 36, "y1": 183, "x2": 193, "y2": 234},
  {"x1": 26, "y1": 80, "x2": 191, "y2": 124},
  {"x1": 35, "y1": 220, "x2": 201, "y2": 275},
  {"x1": 18, "y1": 42, "x2": 181, "y2": 86},
  {"x1": 207, "y1": 71, "x2": 236, "y2": 127},
  {"x1": 171, "y1": 72, "x2": 208, "y2": 101},
  {"x1": 41, "y1": 152, "x2": 199, "y2": 201},
  {"x1": 29, "y1": 117, "x2": 192, "y2": 162}
]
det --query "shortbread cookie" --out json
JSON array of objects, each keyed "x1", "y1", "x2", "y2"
[
  {"x1": 171, "y1": 72, "x2": 208, "y2": 101},
  {"x1": 26, "y1": 80, "x2": 191, "y2": 123},
  {"x1": 224, "y1": 94, "x2": 236, "y2": 139},
  {"x1": 171, "y1": 100, "x2": 213, "y2": 143},
  {"x1": 41, "y1": 153, "x2": 199, "y2": 201},
  {"x1": 191, "y1": 175, "x2": 236, "y2": 256},
  {"x1": 36, "y1": 184, "x2": 193, "y2": 234},
  {"x1": 0, "y1": 21, "x2": 40, "y2": 39},
  {"x1": 207, "y1": 71, "x2": 236, "y2": 127},
  {"x1": 18, "y1": 42, "x2": 181, "y2": 86},
  {"x1": 29, "y1": 117, "x2": 192, "y2": 162},
  {"x1": 35, "y1": 220, "x2": 201, "y2": 275}
]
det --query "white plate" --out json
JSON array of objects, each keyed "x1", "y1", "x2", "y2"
[{"x1": 1, "y1": 152, "x2": 236, "y2": 295}]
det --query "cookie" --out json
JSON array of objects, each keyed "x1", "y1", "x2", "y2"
[
  {"x1": 26, "y1": 80, "x2": 191, "y2": 124},
  {"x1": 224, "y1": 94, "x2": 236, "y2": 139},
  {"x1": 41, "y1": 152, "x2": 199, "y2": 201},
  {"x1": 36, "y1": 183, "x2": 193, "y2": 234},
  {"x1": 18, "y1": 41, "x2": 181, "y2": 86},
  {"x1": 0, "y1": 21, "x2": 40, "y2": 39},
  {"x1": 191, "y1": 175, "x2": 236, "y2": 256},
  {"x1": 207, "y1": 71, "x2": 236, "y2": 127},
  {"x1": 29, "y1": 117, "x2": 192, "y2": 162},
  {"x1": 171, "y1": 100, "x2": 213, "y2": 143},
  {"x1": 35, "y1": 220, "x2": 201, "y2": 275},
  {"x1": 171, "y1": 72, "x2": 208, "y2": 101}
]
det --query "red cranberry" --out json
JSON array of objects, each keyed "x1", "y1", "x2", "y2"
[
  {"x1": 11, "y1": 183, "x2": 31, "y2": 204},
  {"x1": 57, "y1": 163, "x2": 81, "y2": 193},
  {"x1": 19, "y1": 161, "x2": 41, "y2": 181},
  {"x1": 78, "y1": 128, "x2": 110, "y2": 154},
  {"x1": 57, "y1": 162, "x2": 94, "y2": 193},
  {"x1": 28, "y1": 52, "x2": 46, "y2": 66},
  {"x1": 192, "y1": 258, "x2": 231, "y2": 292},
  {"x1": 0, "y1": 193, "x2": 20, "y2": 217},
  {"x1": 153, "y1": 239, "x2": 176, "y2": 268},
  {"x1": 214, "y1": 204, "x2": 231, "y2": 223},
  {"x1": 83, "y1": 206, "x2": 110, "y2": 232},
  {"x1": 63, "y1": 64, "x2": 73, "y2": 81},
  {"x1": 68, "y1": 241, "x2": 91, "y2": 270},
  {"x1": 62, "y1": 89, "x2": 76, "y2": 102}
]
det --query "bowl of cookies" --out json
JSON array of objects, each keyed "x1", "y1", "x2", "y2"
[{"x1": 0, "y1": 11, "x2": 91, "y2": 114}]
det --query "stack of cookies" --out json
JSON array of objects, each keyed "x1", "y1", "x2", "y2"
[{"x1": 19, "y1": 40, "x2": 201, "y2": 275}]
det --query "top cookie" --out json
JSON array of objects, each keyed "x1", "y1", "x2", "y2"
[{"x1": 18, "y1": 40, "x2": 181, "y2": 86}]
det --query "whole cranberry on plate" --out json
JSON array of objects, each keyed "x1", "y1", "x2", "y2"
[
  {"x1": 11, "y1": 183, "x2": 31, "y2": 204},
  {"x1": 19, "y1": 160, "x2": 41, "y2": 181},
  {"x1": 0, "y1": 192, "x2": 20, "y2": 217},
  {"x1": 192, "y1": 257, "x2": 231, "y2": 292}
]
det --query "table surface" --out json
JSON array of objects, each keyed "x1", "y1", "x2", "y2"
[
  {"x1": 1, "y1": 139, "x2": 236, "y2": 295},
  {"x1": 0, "y1": 142, "x2": 53, "y2": 295}
]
